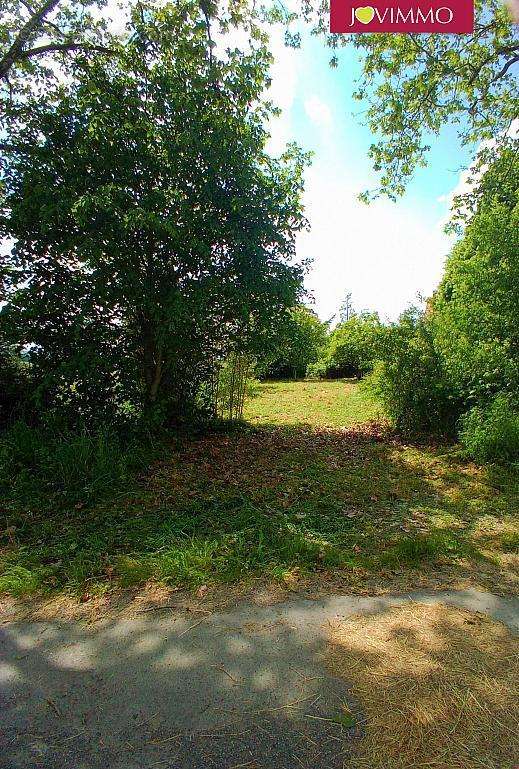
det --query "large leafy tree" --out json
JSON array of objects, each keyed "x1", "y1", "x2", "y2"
[
  {"x1": 301, "y1": 0, "x2": 518, "y2": 201},
  {"x1": 1, "y1": 0, "x2": 308, "y2": 426},
  {"x1": 258, "y1": 305, "x2": 328, "y2": 379}
]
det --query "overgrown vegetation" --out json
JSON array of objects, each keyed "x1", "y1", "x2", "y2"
[
  {"x1": 370, "y1": 149, "x2": 519, "y2": 459},
  {"x1": 307, "y1": 312, "x2": 383, "y2": 380},
  {"x1": 256, "y1": 306, "x2": 328, "y2": 380},
  {"x1": 0, "y1": 421, "x2": 157, "y2": 508},
  {"x1": 1, "y1": 0, "x2": 518, "y2": 606},
  {"x1": 1, "y1": 381, "x2": 517, "y2": 599},
  {"x1": 1, "y1": 0, "x2": 307, "y2": 431}
]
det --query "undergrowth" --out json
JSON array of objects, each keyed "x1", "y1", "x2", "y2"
[{"x1": 1, "y1": 382, "x2": 518, "y2": 598}]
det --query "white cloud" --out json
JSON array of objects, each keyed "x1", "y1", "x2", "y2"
[
  {"x1": 299, "y1": 163, "x2": 454, "y2": 322},
  {"x1": 304, "y1": 95, "x2": 332, "y2": 130},
  {"x1": 436, "y1": 164, "x2": 474, "y2": 230}
]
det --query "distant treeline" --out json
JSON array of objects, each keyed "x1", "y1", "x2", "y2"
[{"x1": 259, "y1": 149, "x2": 519, "y2": 461}]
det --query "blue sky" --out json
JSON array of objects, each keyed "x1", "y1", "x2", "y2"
[{"x1": 265, "y1": 28, "x2": 474, "y2": 321}]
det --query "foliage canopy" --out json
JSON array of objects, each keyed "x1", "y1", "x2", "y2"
[
  {"x1": 308, "y1": 312, "x2": 383, "y2": 380},
  {"x1": 257, "y1": 305, "x2": 328, "y2": 379},
  {"x1": 0, "y1": 0, "x2": 308, "y2": 427}
]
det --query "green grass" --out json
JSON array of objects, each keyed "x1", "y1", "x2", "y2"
[
  {"x1": 244, "y1": 379, "x2": 381, "y2": 427},
  {"x1": 1, "y1": 380, "x2": 518, "y2": 598},
  {"x1": 0, "y1": 421, "x2": 156, "y2": 507}
]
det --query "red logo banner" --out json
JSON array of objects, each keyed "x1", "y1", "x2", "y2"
[{"x1": 330, "y1": 0, "x2": 474, "y2": 33}]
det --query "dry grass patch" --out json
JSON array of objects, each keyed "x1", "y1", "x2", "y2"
[{"x1": 327, "y1": 602, "x2": 519, "y2": 769}]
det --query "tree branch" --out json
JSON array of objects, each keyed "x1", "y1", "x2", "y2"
[
  {"x1": 0, "y1": 0, "x2": 61, "y2": 79},
  {"x1": 17, "y1": 42, "x2": 114, "y2": 61},
  {"x1": 490, "y1": 54, "x2": 519, "y2": 84},
  {"x1": 468, "y1": 43, "x2": 519, "y2": 84}
]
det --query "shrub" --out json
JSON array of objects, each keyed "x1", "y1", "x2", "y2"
[
  {"x1": 214, "y1": 355, "x2": 259, "y2": 421},
  {"x1": 312, "y1": 313, "x2": 383, "y2": 380},
  {"x1": 257, "y1": 306, "x2": 329, "y2": 380},
  {"x1": 306, "y1": 360, "x2": 328, "y2": 380},
  {"x1": 0, "y1": 344, "x2": 32, "y2": 428},
  {"x1": 370, "y1": 310, "x2": 459, "y2": 435},
  {"x1": 458, "y1": 395, "x2": 519, "y2": 462},
  {"x1": 366, "y1": 152, "x2": 519, "y2": 441},
  {"x1": 432, "y1": 175, "x2": 519, "y2": 407}
]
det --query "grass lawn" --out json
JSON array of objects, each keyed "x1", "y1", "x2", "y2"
[
  {"x1": 1, "y1": 380, "x2": 518, "y2": 600},
  {"x1": 244, "y1": 379, "x2": 381, "y2": 427}
]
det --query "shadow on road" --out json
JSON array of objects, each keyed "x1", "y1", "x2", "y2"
[{"x1": 1, "y1": 598, "x2": 360, "y2": 769}]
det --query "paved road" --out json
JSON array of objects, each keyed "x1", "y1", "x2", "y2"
[{"x1": 1, "y1": 588, "x2": 518, "y2": 769}]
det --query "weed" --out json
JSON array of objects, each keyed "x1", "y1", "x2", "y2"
[
  {"x1": 0, "y1": 564, "x2": 50, "y2": 596},
  {"x1": 381, "y1": 532, "x2": 464, "y2": 567},
  {"x1": 0, "y1": 421, "x2": 159, "y2": 506},
  {"x1": 500, "y1": 531, "x2": 519, "y2": 553}
]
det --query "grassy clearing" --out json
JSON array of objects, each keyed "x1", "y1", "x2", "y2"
[
  {"x1": 1, "y1": 380, "x2": 518, "y2": 598},
  {"x1": 245, "y1": 378, "x2": 381, "y2": 427},
  {"x1": 327, "y1": 603, "x2": 519, "y2": 769}
]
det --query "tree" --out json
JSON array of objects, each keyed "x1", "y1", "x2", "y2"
[
  {"x1": 432, "y1": 148, "x2": 519, "y2": 404},
  {"x1": 301, "y1": 0, "x2": 518, "y2": 201},
  {"x1": 258, "y1": 306, "x2": 328, "y2": 379},
  {"x1": 0, "y1": 0, "x2": 113, "y2": 87},
  {"x1": 339, "y1": 292, "x2": 354, "y2": 323},
  {"x1": 312, "y1": 312, "x2": 383, "y2": 379},
  {"x1": 373, "y1": 149, "x2": 519, "y2": 438},
  {"x1": 1, "y1": 0, "x2": 308, "y2": 426}
]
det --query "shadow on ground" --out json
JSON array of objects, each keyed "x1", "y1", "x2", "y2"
[
  {"x1": 1, "y1": 599, "x2": 358, "y2": 769},
  {"x1": 2, "y1": 422, "x2": 518, "y2": 599},
  {"x1": 2, "y1": 589, "x2": 518, "y2": 769}
]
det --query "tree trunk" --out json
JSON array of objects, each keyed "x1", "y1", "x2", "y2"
[
  {"x1": 141, "y1": 319, "x2": 163, "y2": 407},
  {"x1": 0, "y1": 0, "x2": 61, "y2": 80}
]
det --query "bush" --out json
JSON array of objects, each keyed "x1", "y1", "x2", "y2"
[
  {"x1": 370, "y1": 310, "x2": 459, "y2": 435},
  {"x1": 257, "y1": 306, "x2": 329, "y2": 380},
  {"x1": 311, "y1": 313, "x2": 382, "y2": 380},
  {"x1": 458, "y1": 395, "x2": 519, "y2": 462},
  {"x1": 366, "y1": 152, "x2": 519, "y2": 441},
  {"x1": 0, "y1": 344, "x2": 32, "y2": 428},
  {"x1": 306, "y1": 360, "x2": 328, "y2": 380}
]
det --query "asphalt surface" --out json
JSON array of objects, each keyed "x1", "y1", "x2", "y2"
[{"x1": 1, "y1": 588, "x2": 518, "y2": 769}]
